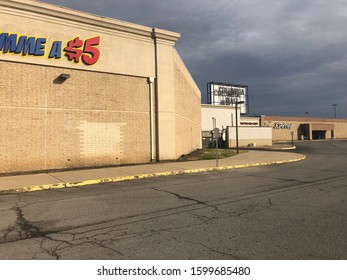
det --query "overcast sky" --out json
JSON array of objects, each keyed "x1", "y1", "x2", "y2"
[{"x1": 43, "y1": 0, "x2": 347, "y2": 118}]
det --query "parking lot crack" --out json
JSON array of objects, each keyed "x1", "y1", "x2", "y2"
[
  {"x1": 151, "y1": 187, "x2": 229, "y2": 215},
  {"x1": 151, "y1": 187, "x2": 205, "y2": 205},
  {"x1": 266, "y1": 198, "x2": 274, "y2": 209},
  {"x1": 2, "y1": 196, "x2": 53, "y2": 244},
  {"x1": 172, "y1": 237, "x2": 247, "y2": 260}
]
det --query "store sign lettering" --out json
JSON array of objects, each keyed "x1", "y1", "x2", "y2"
[
  {"x1": 273, "y1": 123, "x2": 292, "y2": 130},
  {"x1": 0, "y1": 32, "x2": 100, "y2": 66}
]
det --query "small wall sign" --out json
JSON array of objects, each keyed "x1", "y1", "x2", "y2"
[{"x1": 273, "y1": 123, "x2": 292, "y2": 130}]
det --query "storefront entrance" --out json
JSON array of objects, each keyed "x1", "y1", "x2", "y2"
[
  {"x1": 298, "y1": 124, "x2": 310, "y2": 140},
  {"x1": 312, "y1": 130, "x2": 326, "y2": 140},
  {"x1": 311, "y1": 123, "x2": 334, "y2": 140}
]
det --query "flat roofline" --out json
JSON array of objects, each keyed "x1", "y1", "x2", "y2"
[
  {"x1": 0, "y1": 0, "x2": 180, "y2": 41},
  {"x1": 201, "y1": 104, "x2": 236, "y2": 109},
  {"x1": 262, "y1": 115, "x2": 347, "y2": 123}
]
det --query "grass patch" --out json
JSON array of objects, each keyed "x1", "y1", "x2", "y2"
[{"x1": 177, "y1": 148, "x2": 239, "y2": 161}]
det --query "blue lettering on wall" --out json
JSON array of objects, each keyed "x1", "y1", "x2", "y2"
[
  {"x1": 0, "y1": 33, "x2": 18, "y2": 52},
  {"x1": 35, "y1": 38, "x2": 46, "y2": 56},
  {"x1": 0, "y1": 31, "x2": 100, "y2": 66},
  {"x1": 48, "y1": 41, "x2": 62, "y2": 59},
  {"x1": 0, "y1": 32, "x2": 46, "y2": 56}
]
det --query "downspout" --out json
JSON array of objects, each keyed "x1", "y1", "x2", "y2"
[
  {"x1": 152, "y1": 28, "x2": 160, "y2": 162},
  {"x1": 148, "y1": 77, "x2": 155, "y2": 161}
]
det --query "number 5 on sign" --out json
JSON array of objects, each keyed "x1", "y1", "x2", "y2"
[
  {"x1": 82, "y1": 36, "x2": 100, "y2": 65},
  {"x1": 64, "y1": 36, "x2": 100, "y2": 65}
]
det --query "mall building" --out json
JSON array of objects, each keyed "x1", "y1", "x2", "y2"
[
  {"x1": 202, "y1": 82, "x2": 347, "y2": 146},
  {"x1": 260, "y1": 115, "x2": 347, "y2": 141},
  {"x1": 202, "y1": 103, "x2": 347, "y2": 147},
  {"x1": 0, "y1": 0, "x2": 201, "y2": 174}
]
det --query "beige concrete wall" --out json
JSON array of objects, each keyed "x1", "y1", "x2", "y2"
[
  {"x1": 173, "y1": 50, "x2": 201, "y2": 157},
  {"x1": 0, "y1": 61, "x2": 151, "y2": 173},
  {"x1": 155, "y1": 38, "x2": 176, "y2": 160},
  {"x1": 227, "y1": 127, "x2": 272, "y2": 147},
  {"x1": 201, "y1": 104, "x2": 238, "y2": 131},
  {"x1": 333, "y1": 122, "x2": 347, "y2": 139}
]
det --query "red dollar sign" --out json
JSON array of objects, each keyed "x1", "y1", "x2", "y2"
[{"x1": 64, "y1": 37, "x2": 83, "y2": 63}]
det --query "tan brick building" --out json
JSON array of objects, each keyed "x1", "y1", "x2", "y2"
[{"x1": 0, "y1": 0, "x2": 201, "y2": 174}]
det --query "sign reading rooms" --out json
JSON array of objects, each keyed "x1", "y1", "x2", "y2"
[{"x1": 0, "y1": 32, "x2": 100, "y2": 65}]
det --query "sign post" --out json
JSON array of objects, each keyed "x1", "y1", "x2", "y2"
[
  {"x1": 235, "y1": 101, "x2": 244, "y2": 153},
  {"x1": 212, "y1": 118, "x2": 219, "y2": 167},
  {"x1": 291, "y1": 131, "x2": 294, "y2": 147}
]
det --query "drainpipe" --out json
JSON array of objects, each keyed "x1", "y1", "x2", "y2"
[
  {"x1": 148, "y1": 77, "x2": 155, "y2": 161},
  {"x1": 152, "y1": 28, "x2": 160, "y2": 162}
]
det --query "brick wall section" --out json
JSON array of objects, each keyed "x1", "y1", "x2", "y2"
[
  {"x1": 334, "y1": 123, "x2": 347, "y2": 139},
  {"x1": 0, "y1": 61, "x2": 151, "y2": 173},
  {"x1": 173, "y1": 51, "x2": 201, "y2": 158}
]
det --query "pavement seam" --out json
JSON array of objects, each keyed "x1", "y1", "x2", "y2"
[{"x1": 0, "y1": 155, "x2": 306, "y2": 195}]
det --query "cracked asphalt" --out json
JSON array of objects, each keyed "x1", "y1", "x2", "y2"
[{"x1": 0, "y1": 141, "x2": 346, "y2": 259}]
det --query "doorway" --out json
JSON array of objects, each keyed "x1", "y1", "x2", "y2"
[
  {"x1": 298, "y1": 124, "x2": 310, "y2": 140},
  {"x1": 312, "y1": 130, "x2": 326, "y2": 140}
]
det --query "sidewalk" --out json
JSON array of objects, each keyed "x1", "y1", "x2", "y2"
[{"x1": 0, "y1": 149, "x2": 306, "y2": 195}]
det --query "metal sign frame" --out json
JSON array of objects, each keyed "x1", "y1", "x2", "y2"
[{"x1": 207, "y1": 82, "x2": 249, "y2": 114}]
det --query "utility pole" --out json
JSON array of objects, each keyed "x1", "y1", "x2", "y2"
[
  {"x1": 212, "y1": 117, "x2": 219, "y2": 167},
  {"x1": 332, "y1": 104, "x2": 337, "y2": 118},
  {"x1": 235, "y1": 101, "x2": 244, "y2": 153}
]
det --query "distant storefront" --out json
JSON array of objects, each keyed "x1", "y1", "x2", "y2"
[
  {"x1": 260, "y1": 116, "x2": 347, "y2": 141},
  {"x1": 0, "y1": 0, "x2": 201, "y2": 174}
]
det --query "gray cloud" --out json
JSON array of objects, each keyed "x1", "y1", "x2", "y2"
[{"x1": 43, "y1": 0, "x2": 347, "y2": 118}]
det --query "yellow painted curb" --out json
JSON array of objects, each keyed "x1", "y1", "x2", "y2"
[{"x1": 0, "y1": 155, "x2": 306, "y2": 195}]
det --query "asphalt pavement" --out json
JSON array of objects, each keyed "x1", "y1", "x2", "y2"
[
  {"x1": 0, "y1": 140, "x2": 345, "y2": 260},
  {"x1": 0, "y1": 144, "x2": 305, "y2": 195}
]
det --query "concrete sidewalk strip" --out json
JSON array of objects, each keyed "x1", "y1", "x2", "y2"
[{"x1": 0, "y1": 150, "x2": 306, "y2": 195}]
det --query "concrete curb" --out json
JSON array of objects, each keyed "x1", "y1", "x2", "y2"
[
  {"x1": 242, "y1": 145, "x2": 296, "y2": 151},
  {"x1": 266, "y1": 145, "x2": 296, "y2": 150},
  {"x1": 0, "y1": 155, "x2": 307, "y2": 195}
]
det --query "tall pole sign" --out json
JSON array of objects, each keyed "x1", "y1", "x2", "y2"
[{"x1": 207, "y1": 82, "x2": 249, "y2": 114}]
